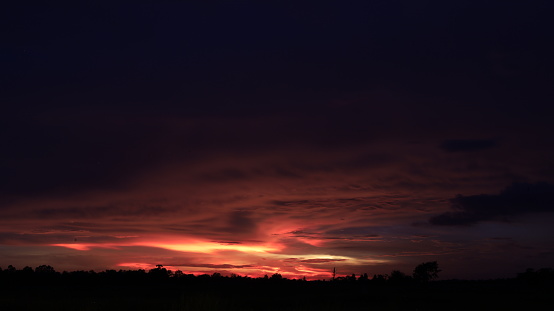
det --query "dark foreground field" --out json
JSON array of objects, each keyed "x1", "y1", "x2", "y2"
[{"x1": 1, "y1": 270, "x2": 553, "y2": 310}]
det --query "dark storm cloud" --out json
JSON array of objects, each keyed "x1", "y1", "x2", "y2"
[
  {"x1": 0, "y1": 111, "x2": 391, "y2": 206},
  {"x1": 439, "y1": 139, "x2": 497, "y2": 152},
  {"x1": 0, "y1": 116, "x2": 178, "y2": 201},
  {"x1": 325, "y1": 226, "x2": 381, "y2": 237},
  {"x1": 430, "y1": 182, "x2": 554, "y2": 226},
  {"x1": 2, "y1": 0, "x2": 552, "y2": 205}
]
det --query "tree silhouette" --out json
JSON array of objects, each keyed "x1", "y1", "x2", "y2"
[
  {"x1": 174, "y1": 270, "x2": 184, "y2": 278},
  {"x1": 412, "y1": 261, "x2": 440, "y2": 282},
  {"x1": 372, "y1": 274, "x2": 388, "y2": 284},
  {"x1": 389, "y1": 270, "x2": 411, "y2": 284},
  {"x1": 35, "y1": 265, "x2": 56, "y2": 274},
  {"x1": 270, "y1": 273, "x2": 283, "y2": 280},
  {"x1": 358, "y1": 273, "x2": 369, "y2": 281},
  {"x1": 149, "y1": 265, "x2": 171, "y2": 279}
]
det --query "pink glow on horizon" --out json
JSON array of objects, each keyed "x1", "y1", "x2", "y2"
[
  {"x1": 116, "y1": 261, "x2": 335, "y2": 280},
  {"x1": 51, "y1": 243, "x2": 121, "y2": 251},
  {"x1": 117, "y1": 262, "x2": 155, "y2": 270},
  {"x1": 295, "y1": 237, "x2": 327, "y2": 247}
]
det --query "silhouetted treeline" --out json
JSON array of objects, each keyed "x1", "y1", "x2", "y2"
[
  {"x1": 2, "y1": 262, "x2": 553, "y2": 286},
  {"x1": 0, "y1": 261, "x2": 445, "y2": 284},
  {"x1": 1, "y1": 263, "x2": 553, "y2": 311},
  {"x1": 1, "y1": 262, "x2": 553, "y2": 288}
]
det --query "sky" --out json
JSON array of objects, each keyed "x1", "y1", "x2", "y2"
[{"x1": 1, "y1": 1, "x2": 554, "y2": 280}]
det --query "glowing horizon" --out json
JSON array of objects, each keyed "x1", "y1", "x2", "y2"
[{"x1": 46, "y1": 232, "x2": 393, "y2": 280}]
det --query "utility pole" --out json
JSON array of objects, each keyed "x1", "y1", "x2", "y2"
[{"x1": 332, "y1": 267, "x2": 336, "y2": 280}]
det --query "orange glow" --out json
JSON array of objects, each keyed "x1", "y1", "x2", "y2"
[
  {"x1": 148, "y1": 241, "x2": 281, "y2": 253},
  {"x1": 51, "y1": 243, "x2": 124, "y2": 251},
  {"x1": 51, "y1": 237, "x2": 283, "y2": 254},
  {"x1": 51, "y1": 243, "x2": 95, "y2": 251},
  {"x1": 117, "y1": 262, "x2": 154, "y2": 270},
  {"x1": 49, "y1": 233, "x2": 388, "y2": 280},
  {"x1": 134, "y1": 234, "x2": 285, "y2": 254},
  {"x1": 294, "y1": 265, "x2": 334, "y2": 277}
]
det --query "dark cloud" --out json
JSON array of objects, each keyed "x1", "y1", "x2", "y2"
[
  {"x1": 299, "y1": 259, "x2": 346, "y2": 263},
  {"x1": 430, "y1": 182, "x2": 554, "y2": 226},
  {"x1": 282, "y1": 258, "x2": 346, "y2": 264},
  {"x1": 0, "y1": 117, "x2": 183, "y2": 201},
  {"x1": 226, "y1": 211, "x2": 257, "y2": 235},
  {"x1": 270, "y1": 197, "x2": 381, "y2": 211},
  {"x1": 285, "y1": 228, "x2": 381, "y2": 242},
  {"x1": 212, "y1": 241, "x2": 242, "y2": 245},
  {"x1": 439, "y1": 139, "x2": 497, "y2": 152},
  {"x1": 29, "y1": 204, "x2": 178, "y2": 220},
  {"x1": 325, "y1": 226, "x2": 381, "y2": 237}
]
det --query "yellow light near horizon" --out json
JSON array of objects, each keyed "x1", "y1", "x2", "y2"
[
  {"x1": 51, "y1": 243, "x2": 121, "y2": 251},
  {"x1": 150, "y1": 241, "x2": 281, "y2": 253},
  {"x1": 50, "y1": 237, "x2": 282, "y2": 254},
  {"x1": 51, "y1": 243, "x2": 91, "y2": 251}
]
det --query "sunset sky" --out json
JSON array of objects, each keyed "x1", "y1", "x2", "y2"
[{"x1": 2, "y1": 1, "x2": 554, "y2": 280}]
